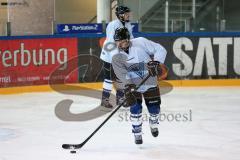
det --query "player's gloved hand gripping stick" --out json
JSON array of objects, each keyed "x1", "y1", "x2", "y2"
[
  {"x1": 124, "y1": 84, "x2": 137, "y2": 106},
  {"x1": 62, "y1": 74, "x2": 151, "y2": 151},
  {"x1": 147, "y1": 61, "x2": 168, "y2": 80},
  {"x1": 124, "y1": 61, "x2": 168, "y2": 107}
]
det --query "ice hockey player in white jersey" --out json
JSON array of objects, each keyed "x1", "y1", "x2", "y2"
[
  {"x1": 100, "y1": 6, "x2": 134, "y2": 109},
  {"x1": 111, "y1": 28, "x2": 167, "y2": 144}
]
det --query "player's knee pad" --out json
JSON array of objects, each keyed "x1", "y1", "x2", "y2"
[
  {"x1": 145, "y1": 97, "x2": 161, "y2": 106},
  {"x1": 144, "y1": 87, "x2": 161, "y2": 106}
]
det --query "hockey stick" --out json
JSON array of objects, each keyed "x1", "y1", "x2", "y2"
[{"x1": 62, "y1": 74, "x2": 151, "y2": 150}]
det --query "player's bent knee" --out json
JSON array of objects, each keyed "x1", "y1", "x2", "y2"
[
  {"x1": 130, "y1": 103, "x2": 142, "y2": 114},
  {"x1": 147, "y1": 104, "x2": 160, "y2": 115},
  {"x1": 145, "y1": 97, "x2": 161, "y2": 106}
]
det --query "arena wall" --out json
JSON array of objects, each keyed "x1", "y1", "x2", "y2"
[{"x1": 0, "y1": 32, "x2": 240, "y2": 93}]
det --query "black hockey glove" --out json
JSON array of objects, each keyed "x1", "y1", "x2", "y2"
[
  {"x1": 147, "y1": 61, "x2": 161, "y2": 77},
  {"x1": 124, "y1": 84, "x2": 137, "y2": 106}
]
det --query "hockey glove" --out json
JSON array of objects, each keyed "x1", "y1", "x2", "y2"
[
  {"x1": 147, "y1": 61, "x2": 161, "y2": 77},
  {"x1": 124, "y1": 84, "x2": 137, "y2": 106}
]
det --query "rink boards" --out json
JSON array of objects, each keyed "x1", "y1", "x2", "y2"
[
  {"x1": 0, "y1": 32, "x2": 240, "y2": 89},
  {"x1": 0, "y1": 79, "x2": 240, "y2": 94}
]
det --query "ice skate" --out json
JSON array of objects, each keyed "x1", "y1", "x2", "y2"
[
  {"x1": 150, "y1": 127, "x2": 159, "y2": 137},
  {"x1": 100, "y1": 97, "x2": 113, "y2": 112},
  {"x1": 134, "y1": 134, "x2": 143, "y2": 145}
]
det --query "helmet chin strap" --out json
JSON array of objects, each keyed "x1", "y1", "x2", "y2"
[
  {"x1": 121, "y1": 46, "x2": 129, "y2": 52},
  {"x1": 118, "y1": 14, "x2": 128, "y2": 23},
  {"x1": 119, "y1": 16, "x2": 124, "y2": 22}
]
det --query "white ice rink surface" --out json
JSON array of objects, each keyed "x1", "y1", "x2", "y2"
[{"x1": 0, "y1": 87, "x2": 240, "y2": 160}]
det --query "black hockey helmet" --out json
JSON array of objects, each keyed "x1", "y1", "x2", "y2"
[
  {"x1": 114, "y1": 27, "x2": 130, "y2": 41},
  {"x1": 115, "y1": 5, "x2": 130, "y2": 17}
]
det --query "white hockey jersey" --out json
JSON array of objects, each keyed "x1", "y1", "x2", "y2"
[
  {"x1": 100, "y1": 19, "x2": 134, "y2": 63},
  {"x1": 112, "y1": 37, "x2": 167, "y2": 93}
]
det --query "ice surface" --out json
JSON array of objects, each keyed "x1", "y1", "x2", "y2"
[{"x1": 0, "y1": 87, "x2": 240, "y2": 160}]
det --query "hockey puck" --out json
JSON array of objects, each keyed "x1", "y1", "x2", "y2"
[{"x1": 70, "y1": 150, "x2": 76, "y2": 154}]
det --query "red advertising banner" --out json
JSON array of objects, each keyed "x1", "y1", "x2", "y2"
[{"x1": 0, "y1": 38, "x2": 78, "y2": 87}]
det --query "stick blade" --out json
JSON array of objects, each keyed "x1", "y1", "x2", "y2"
[
  {"x1": 62, "y1": 144, "x2": 73, "y2": 149},
  {"x1": 62, "y1": 143, "x2": 83, "y2": 149}
]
